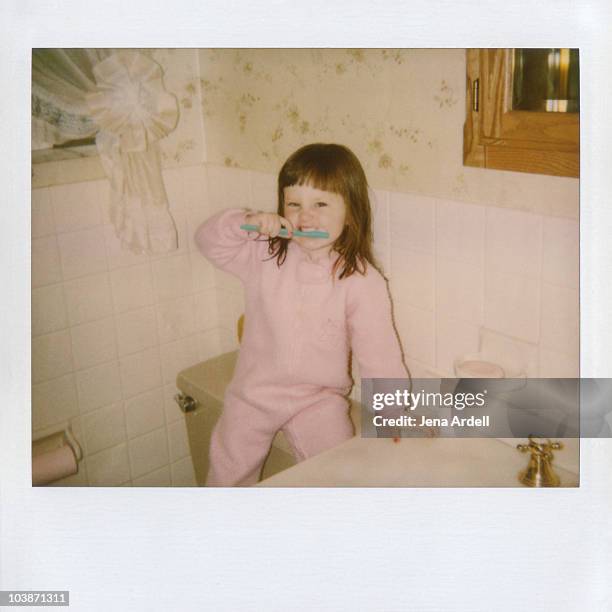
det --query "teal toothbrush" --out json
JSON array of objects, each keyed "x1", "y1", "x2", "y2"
[{"x1": 240, "y1": 224, "x2": 329, "y2": 238}]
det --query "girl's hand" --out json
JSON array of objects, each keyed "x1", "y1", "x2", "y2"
[{"x1": 244, "y1": 211, "x2": 294, "y2": 238}]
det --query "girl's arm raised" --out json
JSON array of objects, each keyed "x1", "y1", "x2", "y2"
[{"x1": 194, "y1": 208, "x2": 263, "y2": 282}]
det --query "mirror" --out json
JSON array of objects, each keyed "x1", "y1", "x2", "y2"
[{"x1": 511, "y1": 49, "x2": 579, "y2": 113}]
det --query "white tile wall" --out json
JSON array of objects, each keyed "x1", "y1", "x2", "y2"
[
  {"x1": 63, "y1": 272, "x2": 114, "y2": 326},
  {"x1": 87, "y1": 443, "x2": 131, "y2": 486},
  {"x1": 167, "y1": 419, "x2": 191, "y2": 462},
  {"x1": 436, "y1": 199, "x2": 484, "y2": 266},
  {"x1": 110, "y1": 264, "x2": 155, "y2": 313},
  {"x1": 485, "y1": 207, "x2": 542, "y2": 279},
  {"x1": 389, "y1": 192, "x2": 436, "y2": 254},
  {"x1": 133, "y1": 466, "x2": 172, "y2": 487},
  {"x1": 484, "y1": 271, "x2": 541, "y2": 343},
  {"x1": 393, "y1": 304, "x2": 436, "y2": 367},
  {"x1": 115, "y1": 306, "x2": 158, "y2": 357},
  {"x1": 386, "y1": 191, "x2": 577, "y2": 377},
  {"x1": 76, "y1": 361, "x2": 123, "y2": 414},
  {"x1": 435, "y1": 315, "x2": 480, "y2": 375},
  {"x1": 119, "y1": 347, "x2": 163, "y2": 399},
  {"x1": 31, "y1": 188, "x2": 56, "y2": 238},
  {"x1": 193, "y1": 290, "x2": 219, "y2": 332},
  {"x1": 542, "y1": 216, "x2": 579, "y2": 290},
  {"x1": 540, "y1": 283, "x2": 579, "y2": 355},
  {"x1": 57, "y1": 227, "x2": 108, "y2": 280},
  {"x1": 218, "y1": 327, "x2": 239, "y2": 355},
  {"x1": 390, "y1": 248, "x2": 435, "y2": 312},
  {"x1": 32, "y1": 236, "x2": 62, "y2": 287},
  {"x1": 157, "y1": 296, "x2": 197, "y2": 343},
  {"x1": 177, "y1": 165, "x2": 209, "y2": 210},
  {"x1": 197, "y1": 328, "x2": 223, "y2": 363},
  {"x1": 436, "y1": 258, "x2": 484, "y2": 325},
  {"x1": 152, "y1": 254, "x2": 193, "y2": 302},
  {"x1": 163, "y1": 383, "x2": 184, "y2": 424},
  {"x1": 50, "y1": 180, "x2": 103, "y2": 233},
  {"x1": 539, "y1": 348, "x2": 580, "y2": 378},
  {"x1": 190, "y1": 251, "x2": 216, "y2": 291},
  {"x1": 128, "y1": 427, "x2": 169, "y2": 479},
  {"x1": 32, "y1": 374, "x2": 79, "y2": 430},
  {"x1": 31, "y1": 284, "x2": 68, "y2": 336},
  {"x1": 478, "y1": 328, "x2": 539, "y2": 378},
  {"x1": 125, "y1": 388, "x2": 167, "y2": 439},
  {"x1": 371, "y1": 189, "x2": 391, "y2": 274},
  {"x1": 32, "y1": 330, "x2": 74, "y2": 383},
  {"x1": 32, "y1": 163, "x2": 579, "y2": 487},
  {"x1": 81, "y1": 403, "x2": 127, "y2": 455},
  {"x1": 159, "y1": 336, "x2": 200, "y2": 385},
  {"x1": 32, "y1": 164, "x2": 210, "y2": 487},
  {"x1": 70, "y1": 317, "x2": 117, "y2": 370}
]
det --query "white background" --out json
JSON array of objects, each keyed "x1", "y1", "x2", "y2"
[{"x1": 1, "y1": 1, "x2": 611, "y2": 610}]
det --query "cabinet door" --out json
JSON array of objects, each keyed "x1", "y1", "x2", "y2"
[{"x1": 463, "y1": 49, "x2": 579, "y2": 178}]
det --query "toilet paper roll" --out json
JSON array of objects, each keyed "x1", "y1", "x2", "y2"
[
  {"x1": 32, "y1": 445, "x2": 78, "y2": 486},
  {"x1": 32, "y1": 430, "x2": 66, "y2": 457}
]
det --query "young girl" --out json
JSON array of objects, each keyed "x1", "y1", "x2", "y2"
[{"x1": 195, "y1": 143, "x2": 409, "y2": 486}]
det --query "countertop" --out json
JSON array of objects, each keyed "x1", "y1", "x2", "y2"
[{"x1": 257, "y1": 436, "x2": 579, "y2": 487}]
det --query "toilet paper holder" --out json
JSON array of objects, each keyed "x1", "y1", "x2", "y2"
[
  {"x1": 32, "y1": 427, "x2": 83, "y2": 462},
  {"x1": 32, "y1": 427, "x2": 83, "y2": 486}
]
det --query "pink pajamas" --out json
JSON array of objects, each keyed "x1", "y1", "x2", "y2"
[{"x1": 195, "y1": 208, "x2": 407, "y2": 486}]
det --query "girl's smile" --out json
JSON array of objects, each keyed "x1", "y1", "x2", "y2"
[{"x1": 283, "y1": 183, "x2": 346, "y2": 260}]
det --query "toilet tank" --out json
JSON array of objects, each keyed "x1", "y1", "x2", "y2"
[{"x1": 176, "y1": 351, "x2": 361, "y2": 485}]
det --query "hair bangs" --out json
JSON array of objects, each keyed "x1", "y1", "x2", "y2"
[{"x1": 282, "y1": 156, "x2": 345, "y2": 197}]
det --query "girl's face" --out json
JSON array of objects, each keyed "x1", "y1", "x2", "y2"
[{"x1": 283, "y1": 183, "x2": 347, "y2": 259}]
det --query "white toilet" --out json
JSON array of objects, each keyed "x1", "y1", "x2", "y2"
[{"x1": 176, "y1": 350, "x2": 361, "y2": 485}]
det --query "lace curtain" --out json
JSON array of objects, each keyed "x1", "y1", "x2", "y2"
[{"x1": 32, "y1": 49, "x2": 179, "y2": 255}]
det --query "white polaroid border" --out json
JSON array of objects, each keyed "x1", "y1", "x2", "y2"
[{"x1": 1, "y1": 1, "x2": 611, "y2": 609}]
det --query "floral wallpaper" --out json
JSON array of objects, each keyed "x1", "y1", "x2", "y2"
[
  {"x1": 198, "y1": 49, "x2": 463, "y2": 191},
  {"x1": 197, "y1": 48, "x2": 578, "y2": 218},
  {"x1": 150, "y1": 48, "x2": 205, "y2": 167}
]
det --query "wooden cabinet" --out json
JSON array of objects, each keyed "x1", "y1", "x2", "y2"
[{"x1": 463, "y1": 49, "x2": 579, "y2": 178}]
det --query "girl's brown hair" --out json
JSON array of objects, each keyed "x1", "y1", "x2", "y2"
[{"x1": 268, "y1": 143, "x2": 376, "y2": 279}]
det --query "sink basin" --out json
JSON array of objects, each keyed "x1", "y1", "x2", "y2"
[{"x1": 257, "y1": 436, "x2": 579, "y2": 487}]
